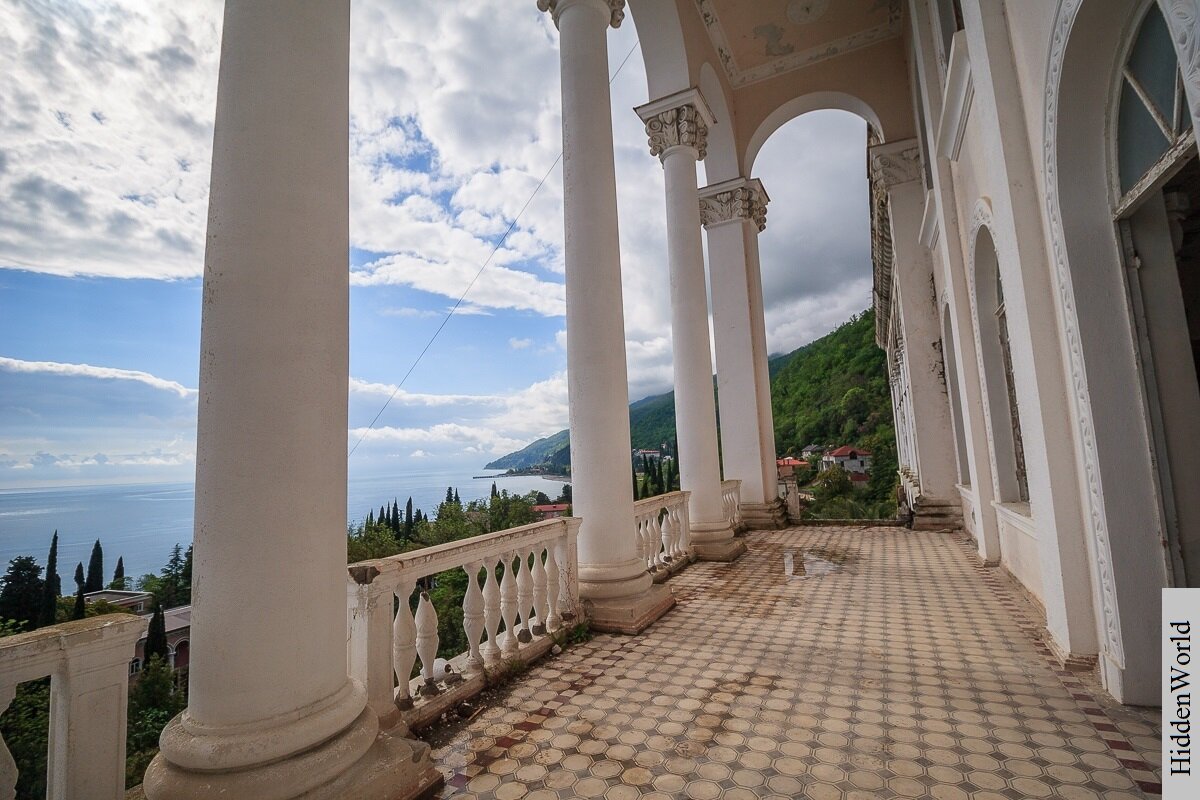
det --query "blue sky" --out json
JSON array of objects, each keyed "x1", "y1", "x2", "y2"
[{"x1": 0, "y1": 0, "x2": 870, "y2": 488}]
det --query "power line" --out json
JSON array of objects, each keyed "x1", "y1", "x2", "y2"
[{"x1": 349, "y1": 38, "x2": 642, "y2": 457}]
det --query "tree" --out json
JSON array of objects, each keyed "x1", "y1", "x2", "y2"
[
  {"x1": 445, "y1": 486, "x2": 454, "y2": 505},
  {"x1": 144, "y1": 603, "x2": 169, "y2": 663},
  {"x1": 126, "y1": 653, "x2": 185, "y2": 786},
  {"x1": 0, "y1": 556, "x2": 44, "y2": 631},
  {"x1": 39, "y1": 532, "x2": 61, "y2": 627},
  {"x1": 379, "y1": 504, "x2": 388, "y2": 528},
  {"x1": 85, "y1": 539, "x2": 104, "y2": 594},
  {"x1": 453, "y1": 488, "x2": 461, "y2": 505},
  {"x1": 160, "y1": 543, "x2": 187, "y2": 608},
  {"x1": 404, "y1": 497, "x2": 414, "y2": 540},
  {"x1": 390, "y1": 500, "x2": 401, "y2": 535},
  {"x1": 71, "y1": 562, "x2": 86, "y2": 620},
  {"x1": 632, "y1": 464, "x2": 640, "y2": 500},
  {"x1": 366, "y1": 510, "x2": 374, "y2": 528},
  {"x1": 181, "y1": 545, "x2": 193, "y2": 604},
  {"x1": 109, "y1": 556, "x2": 127, "y2": 591},
  {"x1": 490, "y1": 482, "x2": 499, "y2": 499}
]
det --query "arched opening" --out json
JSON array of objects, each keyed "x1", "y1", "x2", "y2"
[
  {"x1": 1111, "y1": 2, "x2": 1200, "y2": 587},
  {"x1": 941, "y1": 306, "x2": 970, "y2": 487},
  {"x1": 973, "y1": 224, "x2": 1028, "y2": 506}
]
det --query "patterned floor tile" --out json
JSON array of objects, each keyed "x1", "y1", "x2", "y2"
[{"x1": 422, "y1": 527, "x2": 1161, "y2": 799}]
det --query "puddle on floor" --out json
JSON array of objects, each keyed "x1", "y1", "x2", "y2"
[{"x1": 783, "y1": 547, "x2": 854, "y2": 579}]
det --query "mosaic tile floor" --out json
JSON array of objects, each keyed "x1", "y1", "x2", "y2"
[{"x1": 423, "y1": 527, "x2": 1162, "y2": 799}]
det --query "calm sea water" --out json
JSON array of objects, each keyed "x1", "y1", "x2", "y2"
[{"x1": 0, "y1": 468, "x2": 567, "y2": 582}]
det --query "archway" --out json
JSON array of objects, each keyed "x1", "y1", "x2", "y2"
[
  {"x1": 940, "y1": 305, "x2": 970, "y2": 488},
  {"x1": 1045, "y1": 0, "x2": 1189, "y2": 702}
]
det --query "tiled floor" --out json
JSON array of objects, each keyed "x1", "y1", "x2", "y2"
[{"x1": 424, "y1": 527, "x2": 1162, "y2": 799}]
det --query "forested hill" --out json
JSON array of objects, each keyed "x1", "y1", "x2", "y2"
[{"x1": 485, "y1": 309, "x2": 893, "y2": 472}]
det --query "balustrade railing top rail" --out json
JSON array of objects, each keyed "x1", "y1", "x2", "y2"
[
  {"x1": 0, "y1": 614, "x2": 147, "y2": 800},
  {"x1": 347, "y1": 517, "x2": 580, "y2": 728}
]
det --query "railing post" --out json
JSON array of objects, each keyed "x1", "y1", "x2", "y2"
[
  {"x1": 463, "y1": 561, "x2": 485, "y2": 673},
  {"x1": 0, "y1": 684, "x2": 16, "y2": 799},
  {"x1": 47, "y1": 618, "x2": 145, "y2": 800},
  {"x1": 393, "y1": 578, "x2": 417, "y2": 710},
  {"x1": 347, "y1": 564, "x2": 403, "y2": 728}
]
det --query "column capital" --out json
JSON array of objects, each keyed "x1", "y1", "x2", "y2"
[
  {"x1": 698, "y1": 177, "x2": 769, "y2": 232},
  {"x1": 634, "y1": 87, "x2": 716, "y2": 161},
  {"x1": 537, "y1": 0, "x2": 625, "y2": 28},
  {"x1": 868, "y1": 138, "x2": 922, "y2": 192}
]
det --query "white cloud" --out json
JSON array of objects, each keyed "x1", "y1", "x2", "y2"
[
  {"x1": 410, "y1": 449, "x2": 430, "y2": 458},
  {"x1": 348, "y1": 376, "x2": 504, "y2": 407},
  {"x1": 0, "y1": 356, "x2": 197, "y2": 398},
  {"x1": 508, "y1": 337, "x2": 532, "y2": 350}
]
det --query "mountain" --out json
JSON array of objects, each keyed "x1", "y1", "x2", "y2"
[{"x1": 485, "y1": 309, "x2": 891, "y2": 475}]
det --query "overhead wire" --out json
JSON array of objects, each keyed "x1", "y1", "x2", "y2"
[{"x1": 348, "y1": 37, "x2": 642, "y2": 457}]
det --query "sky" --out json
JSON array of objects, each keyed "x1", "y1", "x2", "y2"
[{"x1": 0, "y1": 0, "x2": 871, "y2": 489}]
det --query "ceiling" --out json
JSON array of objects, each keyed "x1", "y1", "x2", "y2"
[{"x1": 692, "y1": 0, "x2": 904, "y2": 88}]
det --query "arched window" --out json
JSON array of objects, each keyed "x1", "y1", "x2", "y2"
[
  {"x1": 993, "y1": 271, "x2": 1029, "y2": 502},
  {"x1": 1115, "y1": 3, "x2": 1193, "y2": 207}
]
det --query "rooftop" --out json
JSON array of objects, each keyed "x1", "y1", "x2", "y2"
[{"x1": 424, "y1": 527, "x2": 1161, "y2": 799}]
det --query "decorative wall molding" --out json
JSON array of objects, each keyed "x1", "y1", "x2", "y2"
[
  {"x1": 698, "y1": 177, "x2": 768, "y2": 231},
  {"x1": 869, "y1": 139, "x2": 923, "y2": 191},
  {"x1": 936, "y1": 30, "x2": 974, "y2": 161},
  {"x1": 537, "y1": 0, "x2": 625, "y2": 28},
  {"x1": 965, "y1": 199, "x2": 1005, "y2": 514},
  {"x1": 693, "y1": 0, "x2": 902, "y2": 88},
  {"x1": 1042, "y1": 0, "x2": 1124, "y2": 668},
  {"x1": 920, "y1": 188, "x2": 940, "y2": 250},
  {"x1": 1159, "y1": 0, "x2": 1200, "y2": 127},
  {"x1": 634, "y1": 87, "x2": 716, "y2": 161}
]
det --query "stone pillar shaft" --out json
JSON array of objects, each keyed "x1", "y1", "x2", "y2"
[
  {"x1": 544, "y1": 0, "x2": 673, "y2": 631},
  {"x1": 635, "y1": 88, "x2": 740, "y2": 559}
]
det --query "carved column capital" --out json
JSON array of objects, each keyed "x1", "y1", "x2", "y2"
[
  {"x1": 868, "y1": 138, "x2": 922, "y2": 194},
  {"x1": 537, "y1": 0, "x2": 626, "y2": 28},
  {"x1": 698, "y1": 177, "x2": 769, "y2": 232},
  {"x1": 634, "y1": 87, "x2": 716, "y2": 161}
]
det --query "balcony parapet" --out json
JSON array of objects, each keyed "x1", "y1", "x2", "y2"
[
  {"x1": 346, "y1": 517, "x2": 581, "y2": 731},
  {"x1": 0, "y1": 614, "x2": 147, "y2": 800},
  {"x1": 632, "y1": 490, "x2": 693, "y2": 582}
]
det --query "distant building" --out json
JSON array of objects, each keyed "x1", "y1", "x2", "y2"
[
  {"x1": 776, "y1": 456, "x2": 807, "y2": 478},
  {"x1": 821, "y1": 446, "x2": 873, "y2": 474},
  {"x1": 632, "y1": 449, "x2": 662, "y2": 462},
  {"x1": 130, "y1": 605, "x2": 191, "y2": 680},
  {"x1": 85, "y1": 589, "x2": 154, "y2": 614},
  {"x1": 800, "y1": 445, "x2": 824, "y2": 459},
  {"x1": 532, "y1": 503, "x2": 570, "y2": 520}
]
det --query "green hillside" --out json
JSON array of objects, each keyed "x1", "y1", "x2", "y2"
[{"x1": 486, "y1": 309, "x2": 894, "y2": 493}]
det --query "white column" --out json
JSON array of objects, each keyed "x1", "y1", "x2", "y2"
[
  {"x1": 634, "y1": 88, "x2": 743, "y2": 562},
  {"x1": 144, "y1": 3, "x2": 439, "y2": 797},
  {"x1": 870, "y1": 142, "x2": 959, "y2": 513},
  {"x1": 539, "y1": 0, "x2": 674, "y2": 633},
  {"x1": 701, "y1": 179, "x2": 787, "y2": 527}
]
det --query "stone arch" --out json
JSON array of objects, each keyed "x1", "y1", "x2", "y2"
[
  {"x1": 1042, "y1": 0, "x2": 1187, "y2": 702},
  {"x1": 626, "y1": 0, "x2": 690, "y2": 100},
  {"x1": 968, "y1": 212, "x2": 1027, "y2": 507},
  {"x1": 698, "y1": 62, "x2": 739, "y2": 184},
  {"x1": 743, "y1": 91, "x2": 884, "y2": 176}
]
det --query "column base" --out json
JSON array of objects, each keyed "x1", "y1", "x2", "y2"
[
  {"x1": 740, "y1": 499, "x2": 788, "y2": 529},
  {"x1": 693, "y1": 537, "x2": 748, "y2": 562},
  {"x1": 143, "y1": 707, "x2": 443, "y2": 800},
  {"x1": 584, "y1": 583, "x2": 675, "y2": 635}
]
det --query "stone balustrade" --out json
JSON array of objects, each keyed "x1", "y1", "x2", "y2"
[
  {"x1": 632, "y1": 490, "x2": 692, "y2": 579},
  {"x1": 346, "y1": 517, "x2": 581, "y2": 730},
  {"x1": 0, "y1": 614, "x2": 147, "y2": 800},
  {"x1": 721, "y1": 479, "x2": 745, "y2": 532}
]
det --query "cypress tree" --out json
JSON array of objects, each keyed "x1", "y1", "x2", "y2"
[
  {"x1": 453, "y1": 488, "x2": 461, "y2": 505},
  {"x1": 39, "y1": 531, "x2": 61, "y2": 627},
  {"x1": 391, "y1": 500, "x2": 401, "y2": 534},
  {"x1": 110, "y1": 556, "x2": 125, "y2": 590},
  {"x1": 379, "y1": 505, "x2": 388, "y2": 528},
  {"x1": 632, "y1": 464, "x2": 639, "y2": 500},
  {"x1": 658, "y1": 458, "x2": 667, "y2": 495},
  {"x1": 445, "y1": 487, "x2": 454, "y2": 505},
  {"x1": 71, "y1": 562, "x2": 86, "y2": 620},
  {"x1": 84, "y1": 539, "x2": 104, "y2": 594},
  {"x1": 491, "y1": 482, "x2": 499, "y2": 499},
  {"x1": 144, "y1": 603, "x2": 169, "y2": 663},
  {"x1": 366, "y1": 510, "x2": 374, "y2": 528},
  {"x1": 404, "y1": 498, "x2": 414, "y2": 540},
  {"x1": 181, "y1": 545, "x2": 193, "y2": 605}
]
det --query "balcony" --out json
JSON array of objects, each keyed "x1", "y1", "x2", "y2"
[{"x1": 2, "y1": 516, "x2": 1163, "y2": 798}]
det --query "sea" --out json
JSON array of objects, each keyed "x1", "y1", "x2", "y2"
[{"x1": 0, "y1": 468, "x2": 568, "y2": 583}]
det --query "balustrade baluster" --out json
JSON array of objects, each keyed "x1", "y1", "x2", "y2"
[
  {"x1": 482, "y1": 558, "x2": 501, "y2": 664},
  {"x1": 545, "y1": 543, "x2": 562, "y2": 632},
  {"x1": 499, "y1": 552, "x2": 519, "y2": 658},
  {"x1": 516, "y1": 549, "x2": 534, "y2": 643},
  {"x1": 463, "y1": 561, "x2": 485, "y2": 671},
  {"x1": 532, "y1": 546, "x2": 549, "y2": 635},
  {"x1": 662, "y1": 506, "x2": 675, "y2": 562},
  {"x1": 415, "y1": 591, "x2": 439, "y2": 695},
  {"x1": 393, "y1": 579, "x2": 417, "y2": 709}
]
